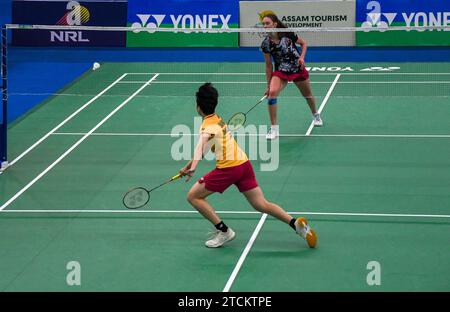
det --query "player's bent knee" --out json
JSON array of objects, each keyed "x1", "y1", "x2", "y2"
[
  {"x1": 268, "y1": 89, "x2": 279, "y2": 97},
  {"x1": 267, "y1": 98, "x2": 278, "y2": 105},
  {"x1": 251, "y1": 199, "x2": 269, "y2": 212},
  {"x1": 186, "y1": 191, "x2": 196, "y2": 204}
]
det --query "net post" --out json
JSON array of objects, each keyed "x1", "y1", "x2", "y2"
[{"x1": 1, "y1": 25, "x2": 8, "y2": 171}]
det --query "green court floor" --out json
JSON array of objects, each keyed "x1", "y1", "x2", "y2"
[{"x1": 0, "y1": 62, "x2": 449, "y2": 291}]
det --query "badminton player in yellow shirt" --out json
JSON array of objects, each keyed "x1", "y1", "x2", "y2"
[{"x1": 179, "y1": 83, "x2": 317, "y2": 248}]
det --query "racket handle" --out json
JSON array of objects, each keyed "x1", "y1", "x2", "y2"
[{"x1": 171, "y1": 173, "x2": 182, "y2": 181}]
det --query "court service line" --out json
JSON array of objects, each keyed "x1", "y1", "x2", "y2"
[
  {"x1": 118, "y1": 81, "x2": 450, "y2": 84},
  {"x1": 0, "y1": 73, "x2": 128, "y2": 175},
  {"x1": 302, "y1": 134, "x2": 450, "y2": 138},
  {"x1": 127, "y1": 72, "x2": 266, "y2": 75},
  {"x1": 1, "y1": 210, "x2": 449, "y2": 218},
  {"x1": 338, "y1": 81, "x2": 450, "y2": 84},
  {"x1": 126, "y1": 72, "x2": 450, "y2": 76},
  {"x1": 223, "y1": 74, "x2": 341, "y2": 292},
  {"x1": 119, "y1": 81, "x2": 335, "y2": 84},
  {"x1": 51, "y1": 132, "x2": 450, "y2": 139},
  {"x1": 0, "y1": 74, "x2": 159, "y2": 211},
  {"x1": 13, "y1": 94, "x2": 446, "y2": 100},
  {"x1": 306, "y1": 74, "x2": 341, "y2": 136}
]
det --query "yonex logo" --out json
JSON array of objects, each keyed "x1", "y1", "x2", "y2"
[
  {"x1": 131, "y1": 14, "x2": 232, "y2": 33},
  {"x1": 361, "y1": 1, "x2": 396, "y2": 32},
  {"x1": 360, "y1": 0, "x2": 449, "y2": 31},
  {"x1": 360, "y1": 66, "x2": 401, "y2": 72},
  {"x1": 303, "y1": 66, "x2": 401, "y2": 72},
  {"x1": 132, "y1": 14, "x2": 166, "y2": 33}
]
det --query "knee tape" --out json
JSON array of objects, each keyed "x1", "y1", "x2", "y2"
[{"x1": 268, "y1": 98, "x2": 278, "y2": 105}]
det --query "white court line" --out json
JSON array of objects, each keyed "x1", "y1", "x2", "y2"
[
  {"x1": 0, "y1": 74, "x2": 159, "y2": 211},
  {"x1": 0, "y1": 73, "x2": 128, "y2": 175},
  {"x1": 1, "y1": 210, "x2": 449, "y2": 218},
  {"x1": 306, "y1": 74, "x2": 341, "y2": 136},
  {"x1": 305, "y1": 134, "x2": 450, "y2": 138},
  {"x1": 51, "y1": 132, "x2": 450, "y2": 138},
  {"x1": 127, "y1": 73, "x2": 267, "y2": 75},
  {"x1": 339, "y1": 73, "x2": 450, "y2": 75},
  {"x1": 223, "y1": 74, "x2": 341, "y2": 292},
  {"x1": 126, "y1": 72, "x2": 450, "y2": 76},
  {"x1": 119, "y1": 81, "x2": 335, "y2": 84},
  {"x1": 118, "y1": 81, "x2": 450, "y2": 84},
  {"x1": 223, "y1": 213, "x2": 268, "y2": 292},
  {"x1": 335, "y1": 81, "x2": 450, "y2": 84},
  {"x1": 11, "y1": 94, "x2": 446, "y2": 99}
]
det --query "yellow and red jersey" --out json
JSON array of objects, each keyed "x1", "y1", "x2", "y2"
[{"x1": 199, "y1": 114, "x2": 248, "y2": 169}]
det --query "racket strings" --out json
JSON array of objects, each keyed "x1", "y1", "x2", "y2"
[
  {"x1": 228, "y1": 113, "x2": 246, "y2": 131},
  {"x1": 226, "y1": 95, "x2": 267, "y2": 131},
  {"x1": 123, "y1": 188, "x2": 150, "y2": 209},
  {"x1": 122, "y1": 174, "x2": 182, "y2": 209}
]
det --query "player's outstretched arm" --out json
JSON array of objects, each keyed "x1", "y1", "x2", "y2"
[{"x1": 182, "y1": 133, "x2": 211, "y2": 181}]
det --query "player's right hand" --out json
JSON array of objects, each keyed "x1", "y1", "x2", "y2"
[
  {"x1": 183, "y1": 169, "x2": 195, "y2": 182},
  {"x1": 179, "y1": 167, "x2": 189, "y2": 177}
]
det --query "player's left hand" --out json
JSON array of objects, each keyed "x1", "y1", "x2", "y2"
[
  {"x1": 298, "y1": 58, "x2": 305, "y2": 70},
  {"x1": 184, "y1": 169, "x2": 195, "y2": 182},
  {"x1": 179, "y1": 165, "x2": 190, "y2": 176}
]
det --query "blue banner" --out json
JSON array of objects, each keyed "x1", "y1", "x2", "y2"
[
  {"x1": 127, "y1": 0, "x2": 239, "y2": 47},
  {"x1": 128, "y1": 0, "x2": 239, "y2": 27},
  {"x1": 356, "y1": 0, "x2": 450, "y2": 27},
  {"x1": 12, "y1": 0, "x2": 128, "y2": 47},
  {"x1": 356, "y1": 0, "x2": 450, "y2": 46}
]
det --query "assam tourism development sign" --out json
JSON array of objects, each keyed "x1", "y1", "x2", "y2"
[{"x1": 239, "y1": 0, "x2": 356, "y2": 47}]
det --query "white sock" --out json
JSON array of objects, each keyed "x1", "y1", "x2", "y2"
[{"x1": 271, "y1": 125, "x2": 279, "y2": 131}]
